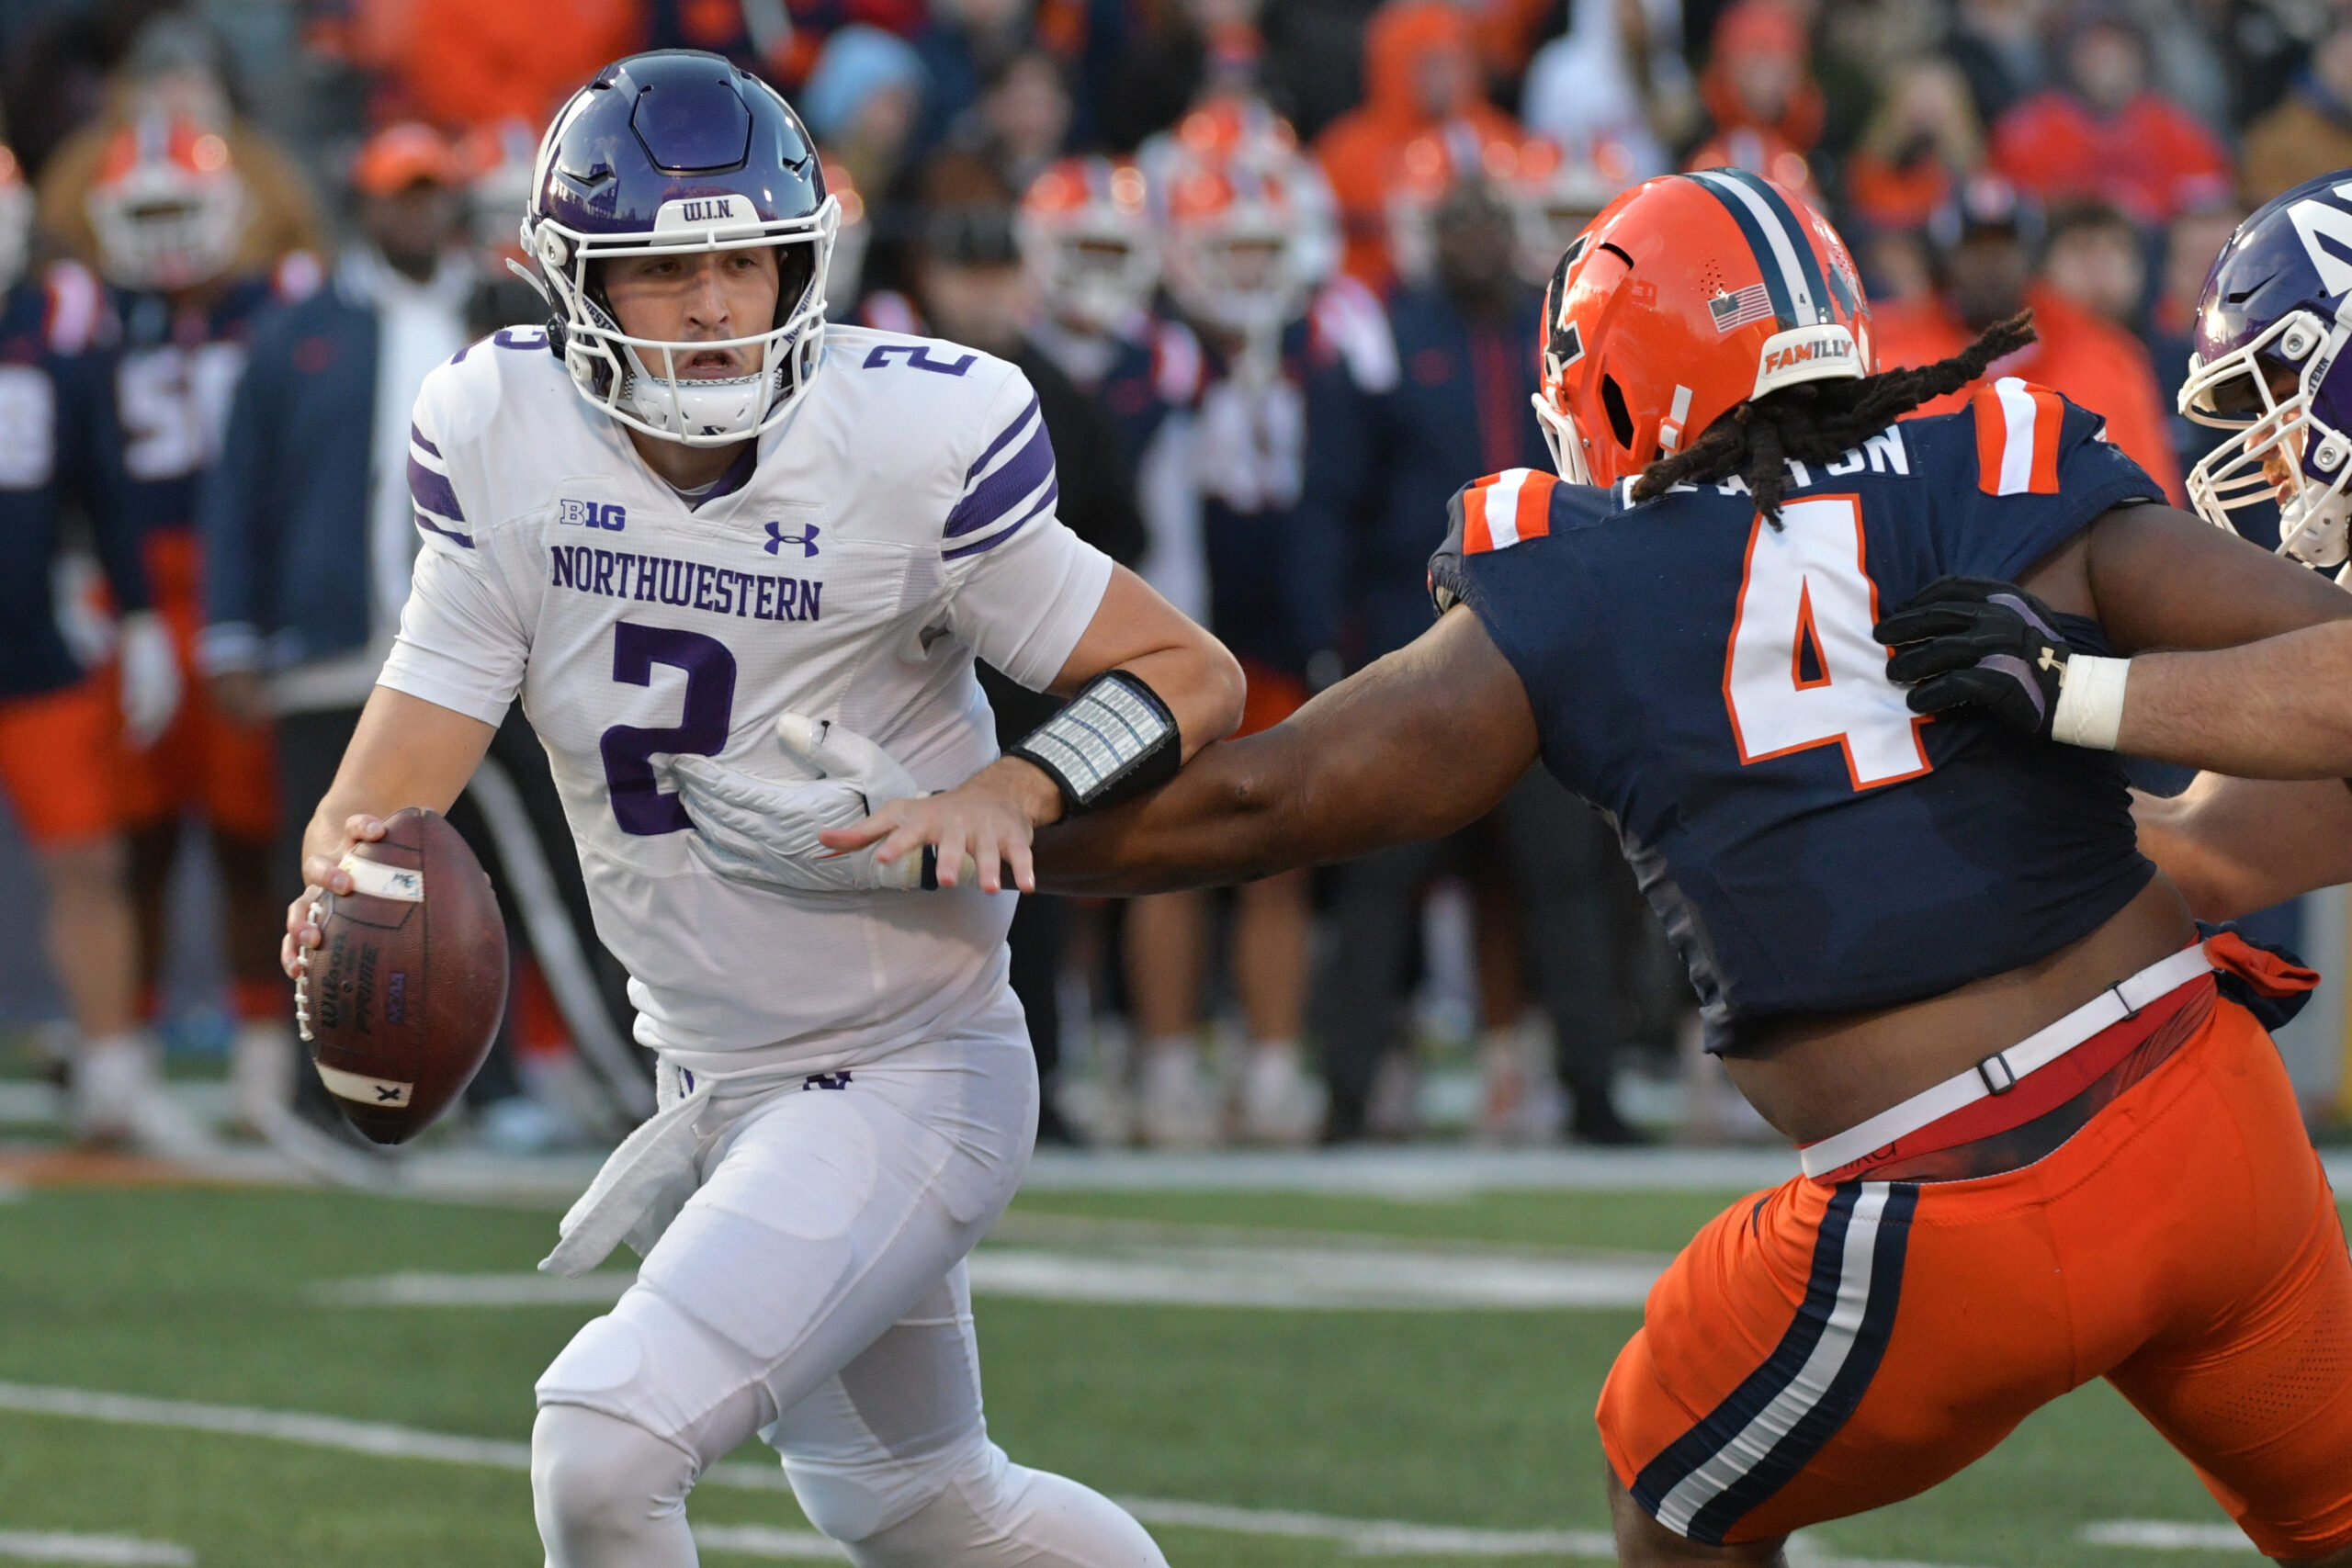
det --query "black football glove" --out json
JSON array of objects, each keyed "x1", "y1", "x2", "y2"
[{"x1": 1872, "y1": 575, "x2": 2071, "y2": 739}]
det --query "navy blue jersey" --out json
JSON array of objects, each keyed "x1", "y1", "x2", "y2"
[
  {"x1": 1091, "y1": 318, "x2": 1200, "y2": 470},
  {"x1": 0, "y1": 265, "x2": 145, "y2": 701},
  {"x1": 1198, "y1": 315, "x2": 1340, "y2": 673},
  {"x1": 1428, "y1": 385, "x2": 2166, "y2": 1050},
  {"x1": 107, "y1": 274, "x2": 277, "y2": 543}
]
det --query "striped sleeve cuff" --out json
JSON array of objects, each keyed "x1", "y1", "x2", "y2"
[
  {"x1": 944, "y1": 395, "x2": 1058, "y2": 561},
  {"x1": 408, "y1": 424, "x2": 474, "y2": 548}
]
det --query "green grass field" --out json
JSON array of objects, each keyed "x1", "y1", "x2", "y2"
[{"x1": 0, "y1": 1177, "x2": 2320, "y2": 1567}]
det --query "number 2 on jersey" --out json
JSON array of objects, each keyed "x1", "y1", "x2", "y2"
[
  {"x1": 1722, "y1": 494, "x2": 1930, "y2": 790},
  {"x1": 601, "y1": 623, "x2": 737, "y2": 835}
]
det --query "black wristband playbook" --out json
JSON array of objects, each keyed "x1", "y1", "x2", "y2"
[{"x1": 1007, "y1": 669, "x2": 1182, "y2": 815}]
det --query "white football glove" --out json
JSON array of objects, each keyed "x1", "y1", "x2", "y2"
[
  {"x1": 117, "y1": 611, "x2": 183, "y2": 750},
  {"x1": 672, "y1": 714, "x2": 967, "y2": 893}
]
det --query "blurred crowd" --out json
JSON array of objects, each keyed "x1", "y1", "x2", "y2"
[{"x1": 0, "y1": 0, "x2": 2335, "y2": 1153}]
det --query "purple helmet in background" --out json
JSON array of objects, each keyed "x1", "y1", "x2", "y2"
[
  {"x1": 2180, "y1": 172, "x2": 2352, "y2": 573},
  {"x1": 523, "y1": 51, "x2": 839, "y2": 446}
]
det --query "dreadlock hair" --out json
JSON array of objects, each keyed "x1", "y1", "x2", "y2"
[{"x1": 1630, "y1": 311, "x2": 2040, "y2": 525}]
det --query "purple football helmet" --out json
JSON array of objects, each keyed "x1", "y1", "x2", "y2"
[
  {"x1": 2181, "y1": 172, "x2": 2352, "y2": 572},
  {"x1": 523, "y1": 51, "x2": 838, "y2": 446}
]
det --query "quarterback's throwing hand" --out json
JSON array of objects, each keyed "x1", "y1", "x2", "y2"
[
  {"x1": 282, "y1": 812, "x2": 389, "y2": 977},
  {"x1": 1874, "y1": 576, "x2": 2072, "y2": 739}
]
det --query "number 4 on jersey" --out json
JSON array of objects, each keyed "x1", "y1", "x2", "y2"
[{"x1": 1722, "y1": 495, "x2": 1930, "y2": 790}]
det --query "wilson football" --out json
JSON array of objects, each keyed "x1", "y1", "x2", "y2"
[{"x1": 295, "y1": 807, "x2": 509, "y2": 1145}]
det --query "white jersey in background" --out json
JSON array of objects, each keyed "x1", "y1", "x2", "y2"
[{"x1": 377, "y1": 323, "x2": 1112, "y2": 1074}]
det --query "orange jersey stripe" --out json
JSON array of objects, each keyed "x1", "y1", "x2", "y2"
[
  {"x1": 1971, "y1": 384, "x2": 2007, "y2": 495},
  {"x1": 1513, "y1": 470, "x2": 1557, "y2": 544},
  {"x1": 1463, "y1": 469, "x2": 1555, "y2": 555},
  {"x1": 1463, "y1": 482, "x2": 1497, "y2": 554}
]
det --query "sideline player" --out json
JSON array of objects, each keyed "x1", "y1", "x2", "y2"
[
  {"x1": 279, "y1": 52, "x2": 1236, "y2": 1568},
  {"x1": 1119, "y1": 107, "x2": 1341, "y2": 1145},
  {"x1": 85, "y1": 110, "x2": 299, "y2": 1104},
  {"x1": 0, "y1": 141, "x2": 183, "y2": 1143},
  {"x1": 1871, "y1": 174, "x2": 2352, "y2": 928},
  {"x1": 763, "y1": 173, "x2": 2352, "y2": 1556}
]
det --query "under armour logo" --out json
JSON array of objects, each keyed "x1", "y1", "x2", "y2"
[
  {"x1": 802, "y1": 1071, "x2": 853, "y2": 1091},
  {"x1": 765, "y1": 521, "x2": 820, "y2": 558},
  {"x1": 2037, "y1": 646, "x2": 2062, "y2": 673},
  {"x1": 376, "y1": 1085, "x2": 401, "y2": 1101}
]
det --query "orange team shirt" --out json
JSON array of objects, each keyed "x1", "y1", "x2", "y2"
[
  {"x1": 1313, "y1": 0, "x2": 1521, "y2": 290},
  {"x1": 1868, "y1": 285, "x2": 2185, "y2": 505},
  {"x1": 1988, "y1": 90, "x2": 2231, "y2": 225},
  {"x1": 393, "y1": 0, "x2": 647, "y2": 130}
]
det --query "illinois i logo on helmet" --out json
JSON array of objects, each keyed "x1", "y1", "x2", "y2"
[{"x1": 1531, "y1": 167, "x2": 1872, "y2": 488}]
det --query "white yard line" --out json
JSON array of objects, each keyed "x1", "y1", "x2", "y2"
[
  {"x1": 0, "y1": 1380, "x2": 1657, "y2": 1559},
  {"x1": 0, "y1": 1382, "x2": 533, "y2": 1470},
  {"x1": 2080, "y1": 1523, "x2": 2256, "y2": 1552},
  {"x1": 1115, "y1": 1500, "x2": 1614, "y2": 1558},
  {"x1": 693, "y1": 1525, "x2": 843, "y2": 1559},
  {"x1": 970, "y1": 1247, "x2": 1662, "y2": 1310},
  {"x1": 0, "y1": 1380, "x2": 2039, "y2": 1564},
  {"x1": 0, "y1": 1531, "x2": 194, "y2": 1566},
  {"x1": 311, "y1": 1272, "x2": 637, "y2": 1308},
  {"x1": 311, "y1": 1244, "x2": 1668, "y2": 1314},
  {"x1": 1018, "y1": 1147, "x2": 1803, "y2": 1198}
]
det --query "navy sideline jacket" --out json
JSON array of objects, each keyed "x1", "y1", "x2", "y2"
[{"x1": 0, "y1": 265, "x2": 146, "y2": 701}]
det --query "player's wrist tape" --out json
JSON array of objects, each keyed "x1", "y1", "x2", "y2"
[
  {"x1": 1007, "y1": 669, "x2": 1181, "y2": 816},
  {"x1": 2052, "y1": 654, "x2": 2129, "y2": 750}
]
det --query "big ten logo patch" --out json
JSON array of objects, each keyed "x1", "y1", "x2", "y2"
[{"x1": 561, "y1": 499, "x2": 628, "y2": 532}]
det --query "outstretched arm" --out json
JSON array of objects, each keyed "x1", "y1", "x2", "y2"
[
  {"x1": 1031, "y1": 605, "x2": 1544, "y2": 895},
  {"x1": 1884, "y1": 503, "x2": 2352, "y2": 772},
  {"x1": 2133, "y1": 775, "x2": 2352, "y2": 919},
  {"x1": 1880, "y1": 503, "x2": 2352, "y2": 908},
  {"x1": 2098, "y1": 622, "x2": 2352, "y2": 777},
  {"x1": 2071, "y1": 504, "x2": 2352, "y2": 774},
  {"x1": 821, "y1": 564, "x2": 1246, "y2": 892}
]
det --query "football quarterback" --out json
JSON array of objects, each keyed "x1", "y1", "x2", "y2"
[{"x1": 280, "y1": 51, "x2": 1239, "y2": 1568}]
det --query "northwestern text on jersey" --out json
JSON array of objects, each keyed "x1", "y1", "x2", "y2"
[{"x1": 549, "y1": 544, "x2": 823, "y2": 623}]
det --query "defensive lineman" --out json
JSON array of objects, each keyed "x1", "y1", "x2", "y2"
[
  {"x1": 719, "y1": 173, "x2": 2352, "y2": 1555},
  {"x1": 280, "y1": 52, "x2": 1238, "y2": 1568}
]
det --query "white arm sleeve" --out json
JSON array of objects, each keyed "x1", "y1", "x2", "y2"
[
  {"x1": 376, "y1": 544, "x2": 528, "y2": 726},
  {"x1": 944, "y1": 518, "x2": 1114, "y2": 692}
]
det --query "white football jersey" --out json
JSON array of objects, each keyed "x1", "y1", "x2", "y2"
[{"x1": 377, "y1": 324, "x2": 1113, "y2": 1074}]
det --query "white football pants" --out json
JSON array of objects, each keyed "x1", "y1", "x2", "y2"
[{"x1": 532, "y1": 1020, "x2": 1164, "y2": 1568}]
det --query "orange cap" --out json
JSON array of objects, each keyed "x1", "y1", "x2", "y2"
[{"x1": 352, "y1": 122, "x2": 464, "y2": 196}]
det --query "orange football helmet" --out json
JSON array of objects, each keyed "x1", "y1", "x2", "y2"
[
  {"x1": 1017, "y1": 155, "x2": 1158, "y2": 334},
  {"x1": 85, "y1": 111, "x2": 248, "y2": 290},
  {"x1": 1532, "y1": 168, "x2": 1872, "y2": 487},
  {"x1": 1381, "y1": 122, "x2": 1524, "y2": 286},
  {"x1": 1500, "y1": 134, "x2": 1637, "y2": 288}
]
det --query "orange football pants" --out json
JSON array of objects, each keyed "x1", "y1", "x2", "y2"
[
  {"x1": 1234, "y1": 658, "x2": 1309, "y2": 739},
  {"x1": 1600, "y1": 988, "x2": 2352, "y2": 1555},
  {"x1": 0, "y1": 678, "x2": 119, "y2": 846},
  {"x1": 113, "y1": 529, "x2": 277, "y2": 838}
]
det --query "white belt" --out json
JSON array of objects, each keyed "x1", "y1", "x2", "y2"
[{"x1": 1797, "y1": 943, "x2": 2214, "y2": 1180}]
